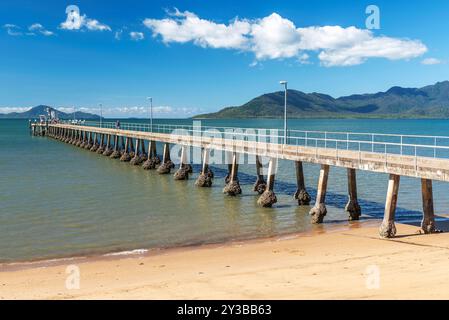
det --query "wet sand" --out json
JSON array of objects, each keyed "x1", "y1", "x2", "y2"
[{"x1": 1, "y1": 222, "x2": 449, "y2": 300}]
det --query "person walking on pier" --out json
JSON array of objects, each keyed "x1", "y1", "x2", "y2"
[{"x1": 115, "y1": 120, "x2": 121, "y2": 129}]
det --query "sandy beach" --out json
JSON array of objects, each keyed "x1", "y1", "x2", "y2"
[{"x1": 1, "y1": 221, "x2": 449, "y2": 300}]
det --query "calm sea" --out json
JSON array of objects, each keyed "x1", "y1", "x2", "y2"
[{"x1": 1, "y1": 118, "x2": 449, "y2": 263}]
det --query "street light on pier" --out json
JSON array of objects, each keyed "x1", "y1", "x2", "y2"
[
  {"x1": 146, "y1": 97, "x2": 153, "y2": 133},
  {"x1": 280, "y1": 80, "x2": 288, "y2": 145},
  {"x1": 99, "y1": 103, "x2": 103, "y2": 128}
]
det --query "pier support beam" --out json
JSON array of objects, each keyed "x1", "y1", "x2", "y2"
[
  {"x1": 103, "y1": 135, "x2": 113, "y2": 156},
  {"x1": 139, "y1": 139, "x2": 147, "y2": 162},
  {"x1": 90, "y1": 133, "x2": 99, "y2": 152},
  {"x1": 294, "y1": 161, "x2": 311, "y2": 205},
  {"x1": 120, "y1": 137, "x2": 132, "y2": 162},
  {"x1": 421, "y1": 178, "x2": 436, "y2": 234},
  {"x1": 157, "y1": 143, "x2": 174, "y2": 174},
  {"x1": 73, "y1": 130, "x2": 80, "y2": 145},
  {"x1": 96, "y1": 134, "x2": 105, "y2": 154},
  {"x1": 379, "y1": 174, "x2": 400, "y2": 238},
  {"x1": 195, "y1": 148, "x2": 214, "y2": 187},
  {"x1": 174, "y1": 146, "x2": 190, "y2": 180},
  {"x1": 142, "y1": 141, "x2": 160, "y2": 170},
  {"x1": 257, "y1": 157, "x2": 278, "y2": 207},
  {"x1": 110, "y1": 135, "x2": 121, "y2": 159},
  {"x1": 345, "y1": 168, "x2": 361, "y2": 221},
  {"x1": 78, "y1": 131, "x2": 85, "y2": 147},
  {"x1": 130, "y1": 139, "x2": 144, "y2": 165},
  {"x1": 129, "y1": 138, "x2": 135, "y2": 158},
  {"x1": 85, "y1": 132, "x2": 93, "y2": 149},
  {"x1": 223, "y1": 153, "x2": 242, "y2": 196},
  {"x1": 253, "y1": 156, "x2": 266, "y2": 194},
  {"x1": 309, "y1": 164, "x2": 330, "y2": 224}
]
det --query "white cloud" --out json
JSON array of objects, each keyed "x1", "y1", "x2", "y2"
[
  {"x1": 86, "y1": 19, "x2": 111, "y2": 31},
  {"x1": 60, "y1": 9, "x2": 110, "y2": 32},
  {"x1": 29, "y1": 23, "x2": 55, "y2": 36},
  {"x1": 0, "y1": 107, "x2": 31, "y2": 113},
  {"x1": 144, "y1": 8, "x2": 250, "y2": 49},
  {"x1": 3, "y1": 24, "x2": 22, "y2": 36},
  {"x1": 421, "y1": 57, "x2": 443, "y2": 65},
  {"x1": 298, "y1": 53, "x2": 311, "y2": 64},
  {"x1": 144, "y1": 10, "x2": 427, "y2": 67},
  {"x1": 318, "y1": 36, "x2": 427, "y2": 66},
  {"x1": 130, "y1": 31, "x2": 145, "y2": 41},
  {"x1": 53, "y1": 105, "x2": 196, "y2": 117}
]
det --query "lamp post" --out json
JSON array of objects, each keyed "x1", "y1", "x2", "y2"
[
  {"x1": 280, "y1": 80, "x2": 288, "y2": 144},
  {"x1": 99, "y1": 103, "x2": 103, "y2": 128},
  {"x1": 146, "y1": 97, "x2": 153, "y2": 132}
]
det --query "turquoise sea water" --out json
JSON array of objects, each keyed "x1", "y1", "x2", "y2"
[{"x1": 2, "y1": 118, "x2": 449, "y2": 263}]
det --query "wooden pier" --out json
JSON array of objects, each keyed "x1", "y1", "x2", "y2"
[{"x1": 32, "y1": 121, "x2": 449, "y2": 238}]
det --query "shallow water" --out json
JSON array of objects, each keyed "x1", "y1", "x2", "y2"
[{"x1": 1, "y1": 118, "x2": 449, "y2": 262}]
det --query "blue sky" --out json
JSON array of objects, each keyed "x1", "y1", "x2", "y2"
[{"x1": 1, "y1": 0, "x2": 449, "y2": 117}]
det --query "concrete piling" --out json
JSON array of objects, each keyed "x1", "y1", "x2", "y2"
[
  {"x1": 129, "y1": 138, "x2": 135, "y2": 158},
  {"x1": 142, "y1": 141, "x2": 160, "y2": 170},
  {"x1": 174, "y1": 146, "x2": 190, "y2": 180},
  {"x1": 90, "y1": 133, "x2": 99, "y2": 152},
  {"x1": 96, "y1": 134, "x2": 105, "y2": 154},
  {"x1": 195, "y1": 148, "x2": 213, "y2": 187},
  {"x1": 139, "y1": 139, "x2": 147, "y2": 162},
  {"x1": 103, "y1": 135, "x2": 113, "y2": 156},
  {"x1": 379, "y1": 174, "x2": 400, "y2": 238},
  {"x1": 345, "y1": 168, "x2": 361, "y2": 221},
  {"x1": 257, "y1": 157, "x2": 278, "y2": 207},
  {"x1": 130, "y1": 139, "x2": 145, "y2": 165},
  {"x1": 223, "y1": 152, "x2": 242, "y2": 196},
  {"x1": 78, "y1": 131, "x2": 85, "y2": 147},
  {"x1": 110, "y1": 135, "x2": 121, "y2": 158},
  {"x1": 85, "y1": 132, "x2": 93, "y2": 150},
  {"x1": 253, "y1": 155, "x2": 266, "y2": 194},
  {"x1": 120, "y1": 137, "x2": 132, "y2": 162},
  {"x1": 309, "y1": 164, "x2": 330, "y2": 224},
  {"x1": 421, "y1": 178, "x2": 436, "y2": 234},
  {"x1": 157, "y1": 143, "x2": 174, "y2": 174},
  {"x1": 294, "y1": 161, "x2": 311, "y2": 205}
]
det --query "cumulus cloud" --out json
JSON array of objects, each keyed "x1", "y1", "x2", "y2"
[
  {"x1": 60, "y1": 8, "x2": 111, "y2": 31},
  {"x1": 130, "y1": 31, "x2": 145, "y2": 41},
  {"x1": 57, "y1": 105, "x2": 199, "y2": 117},
  {"x1": 421, "y1": 57, "x2": 443, "y2": 65},
  {"x1": 144, "y1": 10, "x2": 427, "y2": 66},
  {"x1": 0, "y1": 107, "x2": 31, "y2": 113},
  {"x1": 144, "y1": 9, "x2": 250, "y2": 49},
  {"x1": 3, "y1": 24, "x2": 23, "y2": 36},
  {"x1": 29, "y1": 23, "x2": 55, "y2": 36},
  {"x1": 85, "y1": 19, "x2": 111, "y2": 31}
]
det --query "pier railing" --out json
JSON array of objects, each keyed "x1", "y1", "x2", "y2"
[{"x1": 67, "y1": 120, "x2": 449, "y2": 160}]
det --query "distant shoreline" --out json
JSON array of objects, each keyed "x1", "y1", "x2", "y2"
[{"x1": 17, "y1": 115, "x2": 446, "y2": 120}]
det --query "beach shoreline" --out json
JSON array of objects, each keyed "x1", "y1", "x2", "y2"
[
  {"x1": 0, "y1": 219, "x2": 380, "y2": 272},
  {"x1": 2, "y1": 221, "x2": 449, "y2": 300}
]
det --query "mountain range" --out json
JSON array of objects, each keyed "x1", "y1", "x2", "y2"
[
  {"x1": 194, "y1": 81, "x2": 449, "y2": 119},
  {"x1": 0, "y1": 105, "x2": 100, "y2": 120}
]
